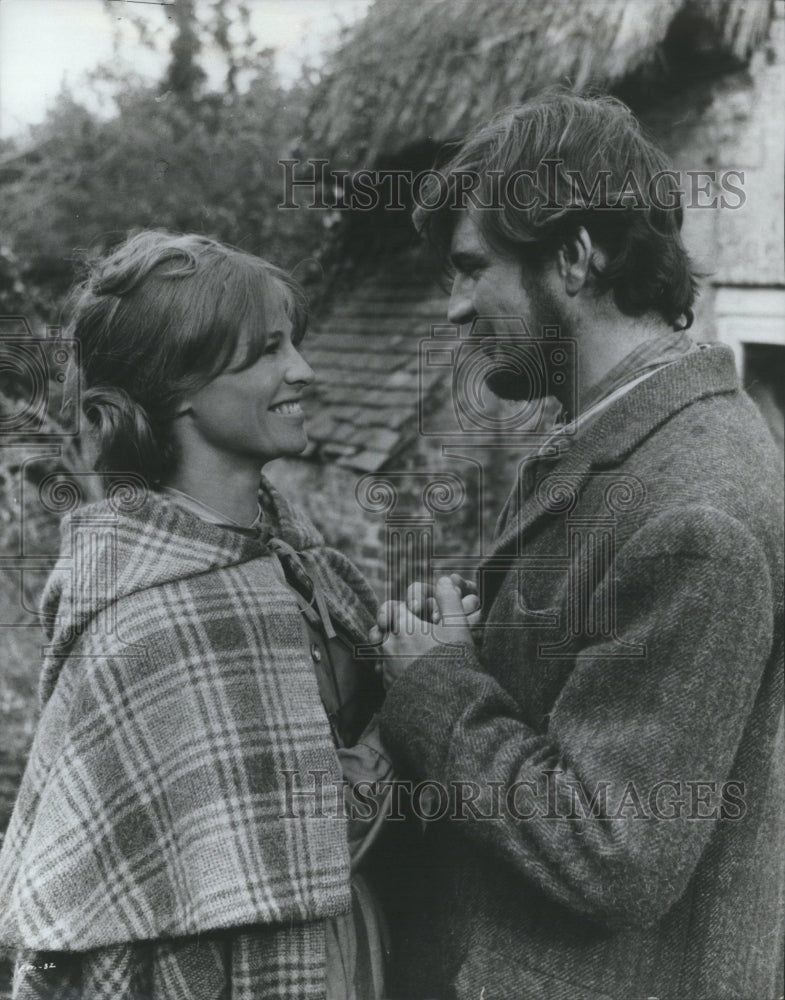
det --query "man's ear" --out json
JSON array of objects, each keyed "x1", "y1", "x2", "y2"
[{"x1": 555, "y1": 226, "x2": 596, "y2": 296}]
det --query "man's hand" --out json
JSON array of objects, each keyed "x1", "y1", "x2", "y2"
[
  {"x1": 368, "y1": 577, "x2": 476, "y2": 688},
  {"x1": 407, "y1": 574, "x2": 479, "y2": 624}
]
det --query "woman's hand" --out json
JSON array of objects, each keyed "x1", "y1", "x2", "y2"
[{"x1": 368, "y1": 577, "x2": 478, "y2": 688}]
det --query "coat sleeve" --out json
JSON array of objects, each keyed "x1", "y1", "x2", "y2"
[{"x1": 379, "y1": 506, "x2": 775, "y2": 927}]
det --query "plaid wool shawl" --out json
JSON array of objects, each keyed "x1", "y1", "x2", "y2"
[
  {"x1": 0, "y1": 477, "x2": 377, "y2": 963},
  {"x1": 13, "y1": 920, "x2": 327, "y2": 1000}
]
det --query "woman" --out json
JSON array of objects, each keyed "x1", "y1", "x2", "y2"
[{"x1": 0, "y1": 232, "x2": 391, "y2": 999}]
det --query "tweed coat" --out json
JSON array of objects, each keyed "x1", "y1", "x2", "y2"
[
  {"x1": 380, "y1": 344, "x2": 785, "y2": 999},
  {"x1": 0, "y1": 477, "x2": 378, "y2": 999}
]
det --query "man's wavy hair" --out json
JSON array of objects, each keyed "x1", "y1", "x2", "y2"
[{"x1": 414, "y1": 91, "x2": 699, "y2": 329}]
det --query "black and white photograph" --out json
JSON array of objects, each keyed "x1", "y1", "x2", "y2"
[{"x1": 0, "y1": 1, "x2": 783, "y2": 997}]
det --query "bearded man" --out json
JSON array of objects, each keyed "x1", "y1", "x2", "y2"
[{"x1": 372, "y1": 93, "x2": 784, "y2": 1000}]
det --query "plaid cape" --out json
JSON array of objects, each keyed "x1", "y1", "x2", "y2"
[
  {"x1": 12, "y1": 920, "x2": 326, "y2": 1000},
  {"x1": 0, "y1": 477, "x2": 378, "y2": 998}
]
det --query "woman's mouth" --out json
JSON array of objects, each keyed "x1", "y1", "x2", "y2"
[{"x1": 269, "y1": 400, "x2": 303, "y2": 416}]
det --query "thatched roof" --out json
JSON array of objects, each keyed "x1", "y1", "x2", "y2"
[{"x1": 309, "y1": 0, "x2": 774, "y2": 164}]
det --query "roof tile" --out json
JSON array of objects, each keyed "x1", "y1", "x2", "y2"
[{"x1": 303, "y1": 257, "x2": 448, "y2": 471}]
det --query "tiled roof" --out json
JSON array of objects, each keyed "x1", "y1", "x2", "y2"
[{"x1": 302, "y1": 263, "x2": 447, "y2": 472}]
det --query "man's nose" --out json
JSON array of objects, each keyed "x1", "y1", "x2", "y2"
[{"x1": 447, "y1": 274, "x2": 474, "y2": 325}]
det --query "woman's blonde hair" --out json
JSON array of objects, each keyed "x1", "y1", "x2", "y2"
[{"x1": 66, "y1": 230, "x2": 307, "y2": 482}]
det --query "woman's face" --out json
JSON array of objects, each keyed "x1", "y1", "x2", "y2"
[{"x1": 179, "y1": 299, "x2": 315, "y2": 468}]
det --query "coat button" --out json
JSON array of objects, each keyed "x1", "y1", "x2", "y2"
[{"x1": 311, "y1": 643, "x2": 322, "y2": 663}]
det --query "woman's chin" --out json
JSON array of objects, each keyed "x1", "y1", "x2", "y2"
[
  {"x1": 292, "y1": 429, "x2": 310, "y2": 454},
  {"x1": 262, "y1": 434, "x2": 310, "y2": 463}
]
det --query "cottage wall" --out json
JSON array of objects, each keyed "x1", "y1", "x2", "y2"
[{"x1": 641, "y1": 4, "x2": 785, "y2": 449}]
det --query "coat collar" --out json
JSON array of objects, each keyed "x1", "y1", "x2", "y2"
[{"x1": 483, "y1": 344, "x2": 740, "y2": 565}]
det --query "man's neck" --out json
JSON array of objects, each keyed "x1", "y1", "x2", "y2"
[{"x1": 565, "y1": 312, "x2": 677, "y2": 415}]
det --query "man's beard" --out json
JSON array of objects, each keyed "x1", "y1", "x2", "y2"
[
  {"x1": 483, "y1": 290, "x2": 570, "y2": 402},
  {"x1": 484, "y1": 365, "x2": 538, "y2": 401}
]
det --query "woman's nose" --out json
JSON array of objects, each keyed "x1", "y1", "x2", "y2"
[{"x1": 286, "y1": 346, "x2": 315, "y2": 386}]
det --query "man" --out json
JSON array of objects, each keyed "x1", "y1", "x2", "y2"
[{"x1": 371, "y1": 93, "x2": 784, "y2": 999}]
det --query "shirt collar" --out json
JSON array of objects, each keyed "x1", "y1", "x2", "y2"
[
  {"x1": 158, "y1": 486, "x2": 265, "y2": 536},
  {"x1": 579, "y1": 328, "x2": 696, "y2": 416},
  {"x1": 539, "y1": 329, "x2": 698, "y2": 458}
]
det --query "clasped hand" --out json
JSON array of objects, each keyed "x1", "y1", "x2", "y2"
[{"x1": 368, "y1": 575, "x2": 481, "y2": 688}]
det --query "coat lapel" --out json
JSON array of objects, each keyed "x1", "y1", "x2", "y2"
[{"x1": 481, "y1": 344, "x2": 740, "y2": 568}]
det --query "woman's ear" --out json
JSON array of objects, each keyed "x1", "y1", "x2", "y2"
[
  {"x1": 173, "y1": 400, "x2": 193, "y2": 418},
  {"x1": 556, "y1": 226, "x2": 595, "y2": 296}
]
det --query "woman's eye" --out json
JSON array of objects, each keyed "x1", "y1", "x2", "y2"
[{"x1": 263, "y1": 338, "x2": 281, "y2": 355}]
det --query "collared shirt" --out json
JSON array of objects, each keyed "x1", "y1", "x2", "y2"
[
  {"x1": 157, "y1": 485, "x2": 265, "y2": 535},
  {"x1": 543, "y1": 328, "x2": 697, "y2": 452},
  {"x1": 578, "y1": 328, "x2": 696, "y2": 417}
]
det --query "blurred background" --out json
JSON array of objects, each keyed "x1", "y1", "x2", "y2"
[{"x1": 1, "y1": 1, "x2": 783, "y2": 988}]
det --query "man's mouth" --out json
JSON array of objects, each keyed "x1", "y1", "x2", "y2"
[{"x1": 269, "y1": 400, "x2": 303, "y2": 415}]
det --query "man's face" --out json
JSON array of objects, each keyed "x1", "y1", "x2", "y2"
[{"x1": 447, "y1": 210, "x2": 567, "y2": 401}]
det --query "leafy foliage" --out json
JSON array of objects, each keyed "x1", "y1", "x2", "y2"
[
  {"x1": 0, "y1": 0, "x2": 331, "y2": 542},
  {"x1": 0, "y1": 0, "x2": 329, "y2": 316}
]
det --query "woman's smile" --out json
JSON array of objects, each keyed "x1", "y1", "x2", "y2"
[{"x1": 269, "y1": 398, "x2": 305, "y2": 417}]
